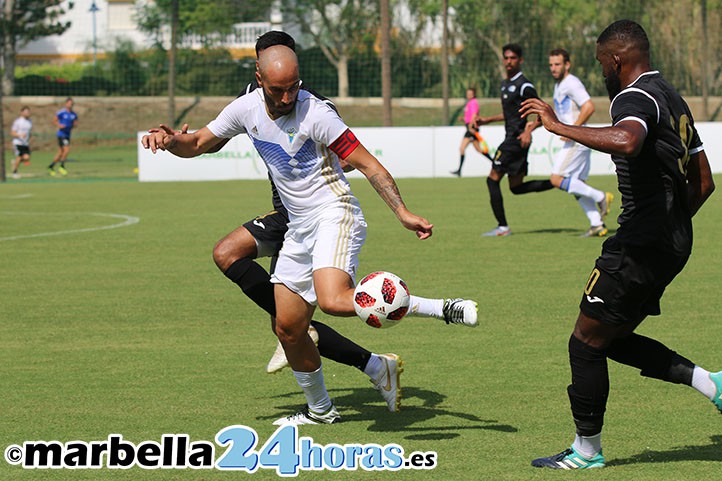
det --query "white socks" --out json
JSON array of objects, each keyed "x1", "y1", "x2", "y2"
[
  {"x1": 692, "y1": 366, "x2": 717, "y2": 400},
  {"x1": 573, "y1": 433, "x2": 602, "y2": 459},
  {"x1": 578, "y1": 196, "x2": 603, "y2": 227},
  {"x1": 363, "y1": 354, "x2": 383, "y2": 380},
  {"x1": 567, "y1": 178, "x2": 604, "y2": 203},
  {"x1": 293, "y1": 366, "x2": 332, "y2": 413},
  {"x1": 408, "y1": 296, "x2": 444, "y2": 318}
]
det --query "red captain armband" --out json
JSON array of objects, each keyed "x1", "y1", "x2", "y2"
[{"x1": 329, "y1": 129, "x2": 360, "y2": 160}]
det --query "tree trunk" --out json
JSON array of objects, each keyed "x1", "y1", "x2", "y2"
[
  {"x1": 337, "y1": 54, "x2": 349, "y2": 98},
  {"x1": 168, "y1": 0, "x2": 179, "y2": 126},
  {"x1": 0, "y1": 82, "x2": 5, "y2": 182},
  {"x1": 441, "y1": 0, "x2": 449, "y2": 124},
  {"x1": 700, "y1": 0, "x2": 709, "y2": 121},
  {"x1": 2, "y1": 0, "x2": 15, "y2": 96},
  {"x1": 380, "y1": 0, "x2": 392, "y2": 126}
]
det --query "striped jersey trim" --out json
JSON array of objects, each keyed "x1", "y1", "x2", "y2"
[{"x1": 615, "y1": 116, "x2": 648, "y2": 133}]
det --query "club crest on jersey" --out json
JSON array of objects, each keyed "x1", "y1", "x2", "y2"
[
  {"x1": 508, "y1": 85, "x2": 517, "y2": 93},
  {"x1": 286, "y1": 128, "x2": 297, "y2": 144}
]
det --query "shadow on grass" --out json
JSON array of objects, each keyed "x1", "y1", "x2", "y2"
[
  {"x1": 518, "y1": 227, "x2": 618, "y2": 236},
  {"x1": 608, "y1": 435, "x2": 722, "y2": 466},
  {"x1": 264, "y1": 386, "x2": 518, "y2": 439}
]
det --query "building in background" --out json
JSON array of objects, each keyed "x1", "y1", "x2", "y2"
[
  {"x1": 16, "y1": 0, "x2": 447, "y2": 64},
  {"x1": 16, "y1": 0, "x2": 282, "y2": 63}
]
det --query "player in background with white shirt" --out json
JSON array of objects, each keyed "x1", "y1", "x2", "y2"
[
  {"x1": 143, "y1": 45, "x2": 444, "y2": 425},
  {"x1": 11, "y1": 106, "x2": 32, "y2": 179},
  {"x1": 548, "y1": 49, "x2": 614, "y2": 237}
]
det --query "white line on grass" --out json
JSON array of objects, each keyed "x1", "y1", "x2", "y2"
[
  {"x1": 0, "y1": 212, "x2": 140, "y2": 241},
  {"x1": 0, "y1": 194, "x2": 34, "y2": 199}
]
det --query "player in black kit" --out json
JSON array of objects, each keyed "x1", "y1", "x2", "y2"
[
  {"x1": 521, "y1": 20, "x2": 717, "y2": 469},
  {"x1": 476, "y1": 43, "x2": 554, "y2": 237}
]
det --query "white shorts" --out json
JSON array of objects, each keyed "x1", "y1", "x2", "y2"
[
  {"x1": 552, "y1": 141, "x2": 591, "y2": 180},
  {"x1": 271, "y1": 203, "x2": 367, "y2": 305}
]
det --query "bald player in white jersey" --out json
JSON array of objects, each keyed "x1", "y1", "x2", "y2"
[
  {"x1": 142, "y1": 45, "x2": 436, "y2": 426},
  {"x1": 548, "y1": 48, "x2": 614, "y2": 237}
]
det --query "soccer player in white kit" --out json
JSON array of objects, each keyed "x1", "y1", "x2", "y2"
[
  {"x1": 10, "y1": 106, "x2": 32, "y2": 179},
  {"x1": 548, "y1": 49, "x2": 614, "y2": 237},
  {"x1": 143, "y1": 46, "x2": 435, "y2": 425}
]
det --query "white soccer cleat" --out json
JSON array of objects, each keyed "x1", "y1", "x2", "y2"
[
  {"x1": 481, "y1": 226, "x2": 511, "y2": 237},
  {"x1": 371, "y1": 353, "x2": 403, "y2": 412},
  {"x1": 272, "y1": 405, "x2": 341, "y2": 426},
  {"x1": 266, "y1": 325, "x2": 319, "y2": 374},
  {"x1": 442, "y1": 298, "x2": 479, "y2": 327}
]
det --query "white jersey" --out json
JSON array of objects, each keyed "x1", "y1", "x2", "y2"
[
  {"x1": 11, "y1": 116, "x2": 32, "y2": 146},
  {"x1": 553, "y1": 73, "x2": 591, "y2": 127},
  {"x1": 207, "y1": 89, "x2": 358, "y2": 220}
]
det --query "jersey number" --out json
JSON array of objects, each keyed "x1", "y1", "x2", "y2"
[
  {"x1": 670, "y1": 113, "x2": 693, "y2": 175},
  {"x1": 584, "y1": 268, "x2": 601, "y2": 295}
]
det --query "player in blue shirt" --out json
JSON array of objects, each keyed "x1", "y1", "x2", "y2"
[{"x1": 48, "y1": 97, "x2": 78, "y2": 176}]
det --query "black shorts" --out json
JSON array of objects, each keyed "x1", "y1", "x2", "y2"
[
  {"x1": 58, "y1": 136, "x2": 70, "y2": 147},
  {"x1": 491, "y1": 139, "x2": 528, "y2": 176},
  {"x1": 579, "y1": 236, "x2": 689, "y2": 325},
  {"x1": 14, "y1": 145, "x2": 30, "y2": 156},
  {"x1": 242, "y1": 208, "x2": 289, "y2": 258},
  {"x1": 463, "y1": 127, "x2": 477, "y2": 140}
]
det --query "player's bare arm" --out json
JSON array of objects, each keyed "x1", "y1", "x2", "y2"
[
  {"x1": 149, "y1": 123, "x2": 231, "y2": 154},
  {"x1": 685, "y1": 150, "x2": 715, "y2": 216},
  {"x1": 142, "y1": 125, "x2": 223, "y2": 157},
  {"x1": 520, "y1": 98, "x2": 646, "y2": 157},
  {"x1": 559, "y1": 99, "x2": 594, "y2": 142},
  {"x1": 518, "y1": 115, "x2": 541, "y2": 148},
  {"x1": 576, "y1": 99, "x2": 595, "y2": 126},
  {"x1": 345, "y1": 144, "x2": 433, "y2": 240},
  {"x1": 476, "y1": 113, "x2": 504, "y2": 127}
]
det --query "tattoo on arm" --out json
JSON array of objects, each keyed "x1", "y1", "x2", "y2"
[{"x1": 369, "y1": 173, "x2": 404, "y2": 213}]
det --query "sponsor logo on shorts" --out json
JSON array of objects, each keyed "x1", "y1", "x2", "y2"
[
  {"x1": 585, "y1": 295, "x2": 605, "y2": 304},
  {"x1": 253, "y1": 219, "x2": 266, "y2": 229}
]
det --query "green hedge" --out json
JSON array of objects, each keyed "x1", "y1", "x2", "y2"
[{"x1": 15, "y1": 45, "x2": 441, "y2": 98}]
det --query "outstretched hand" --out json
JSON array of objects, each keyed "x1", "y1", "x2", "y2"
[
  {"x1": 519, "y1": 99, "x2": 560, "y2": 133},
  {"x1": 141, "y1": 123, "x2": 189, "y2": 153},
  {"x1": 141, "y1": 124, "x2": 174, "y2": 153}
]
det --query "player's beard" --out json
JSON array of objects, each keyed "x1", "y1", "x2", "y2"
[
  {"x1": 263, "y1": 88, "x2": 295, "y2": 119},
  {"x1": 604, "y1": 69, "x2": 622, "y2": 100}
]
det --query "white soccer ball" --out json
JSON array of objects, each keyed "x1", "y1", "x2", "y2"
[{"x1": 353, "y1": 271, "x2": 410, "y2": 329}]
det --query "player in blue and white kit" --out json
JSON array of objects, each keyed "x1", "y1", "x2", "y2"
[
  {"x1": 548, "y1": 49, "x2": 614, "y2": 237},
  {"x1": 10, "y1": 106, "x2": 32, "y2": 179},
  {"x1": 49, "y1": 97, "x2": 78, "y2": 176},
  {"x1": 143, "y1": 45, "x2": 447, "y2": 426},
  {"x1": 150, "y1": 32, "x2": 478, "y2": 417}
]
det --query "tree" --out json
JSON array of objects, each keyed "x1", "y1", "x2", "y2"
[
  {"x1": 0, "y1": 0, "x2": 73, "y2": 95},
  {"x1": 135, "y1": 0, "x2": 270, "y2": 47},
  {"x1": 281, "y1": 0, "x2": 379, "y2": 98}
]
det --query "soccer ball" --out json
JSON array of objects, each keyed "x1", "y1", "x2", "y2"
[{"x1": 353, "y1": 271, "x2": 410, "y2": 329}]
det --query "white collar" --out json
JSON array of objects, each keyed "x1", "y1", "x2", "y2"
[{"x1": 627, "y1": 70, "x2": 659, "y2": 88}]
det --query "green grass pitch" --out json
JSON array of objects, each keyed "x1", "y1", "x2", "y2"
[{"x1": 2, "y1": 170, "x2": 722, "y2": 480}]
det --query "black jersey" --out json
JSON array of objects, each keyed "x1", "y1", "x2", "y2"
[
  {"x1": 501, "y1": 71, "x2": 539, "y2": 140},
  {"x1": 237, "y1": 81, "x2": 339, "y2": 213},
  {"x1": 609, "y1": 71, "x2": 703, "y2": 255}
]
